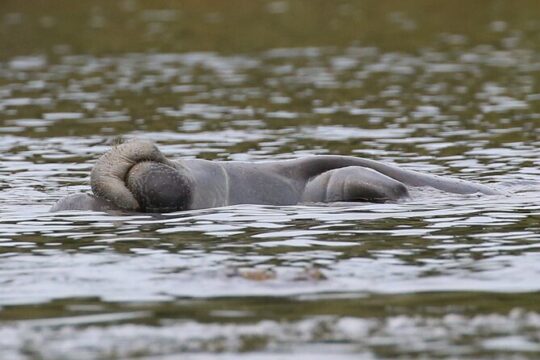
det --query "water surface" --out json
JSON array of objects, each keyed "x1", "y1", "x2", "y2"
[{"x1": 1, "y1": 1, "x2": 540, "y2": 359}]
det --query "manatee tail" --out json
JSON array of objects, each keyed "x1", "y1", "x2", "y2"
[
  {"x1": 297, "y1": 155, "x2": 500, "y2": 196},
  {"x1": 348, "y1": 160, "x2": 500, "y2": 195}
]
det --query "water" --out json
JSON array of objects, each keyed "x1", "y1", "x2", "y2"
[{"x1": 1, "y1": 1, "x2": 540, "y2": 359}]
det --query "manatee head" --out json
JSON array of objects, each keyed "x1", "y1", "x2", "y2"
[
  {"x1": 126, "y1": 161, "x2": 193, "y2": 213},
  {"x1": 91, "y1": 139, "x2": 177, "y2": 211}
]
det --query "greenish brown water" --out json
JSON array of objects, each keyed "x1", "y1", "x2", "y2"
[{"x1": 1, "y1": 1, "x2": 540, "y2": 358}]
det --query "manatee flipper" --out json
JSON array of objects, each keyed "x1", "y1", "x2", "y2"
[
  {"x1": 301, "y1": 166, "x2": 409, "y2": 203},
  {"x1": 90, "y1": 140, "x2": 176, "y2": 211}
]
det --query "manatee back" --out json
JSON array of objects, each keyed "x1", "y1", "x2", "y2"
[{"x1": 50, "y1": 193, "x2": 117, "y2": 212}]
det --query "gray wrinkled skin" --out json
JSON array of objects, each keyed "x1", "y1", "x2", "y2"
[
  {"x1": 90, "y1": 140, "x2": 177, "y2": 211},
  {"x1": 52, "y1": 140, "x2": 499, "y2": 213},
  {"x1": 126, "y1": 161, "x2": 194, "y2": 213}
]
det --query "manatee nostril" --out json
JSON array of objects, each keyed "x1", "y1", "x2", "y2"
[{"x1": 126, "y1": 161, "x2": 193, "y2": 213}]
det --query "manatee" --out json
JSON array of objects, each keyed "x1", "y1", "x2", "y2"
[{"x1": 51, "y1": 139, "x2": 498, "y2": 212}]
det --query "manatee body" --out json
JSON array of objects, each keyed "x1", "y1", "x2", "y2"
[
  {"x1": 50, "y1": 193, "x2": 117, "y2": 212},
  {"x1": 52, "y1": 140, "x2": 498, "y2": 213}
]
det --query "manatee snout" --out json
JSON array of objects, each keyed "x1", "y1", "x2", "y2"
[{"x1": 126, "y1": 162, "x2": 193, "y2": 213}]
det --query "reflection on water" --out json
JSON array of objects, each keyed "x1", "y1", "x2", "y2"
[
  {"x1": 3, "y1": 308, "x2": 540, "y2": 358},
  {"x1": 2, "y1": 0, "x2": 540, "y2": 358}
]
